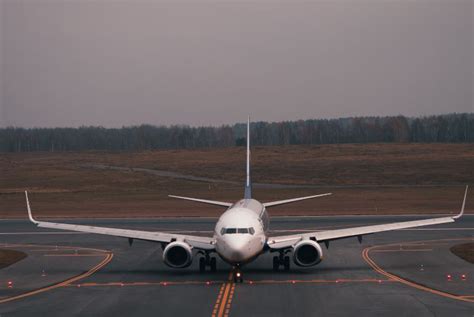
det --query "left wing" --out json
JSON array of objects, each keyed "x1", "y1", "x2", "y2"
[
  {"x1": 267, "y1": 186, "x2": 468, "y2": 250},
  {"x1": 25, "y1": 192, "x2": 215, "y2": 250}
]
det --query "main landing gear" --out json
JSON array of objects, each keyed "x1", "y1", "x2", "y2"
[
  {"x1": 199, "y1": 252, "x2": 217, "y2": 272},
  {"x1": 273, "y1": 251, "x2": 290, "y2": 271}
]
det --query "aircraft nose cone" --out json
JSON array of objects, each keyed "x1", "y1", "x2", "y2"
[{"x1": 225, "y1": 237, "x2": 250, "y2": 262}]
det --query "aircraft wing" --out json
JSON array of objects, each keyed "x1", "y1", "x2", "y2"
[
  {"x1": 25, "y1": 192, "x2": 215, "y2": 251},
  {"x1": 267, "y1": 186, "x2": 468, "y2": 250}
]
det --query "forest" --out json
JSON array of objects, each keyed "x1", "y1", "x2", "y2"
[{"x1": 0, "y1": 113, "x2": 472, "y2": 152}]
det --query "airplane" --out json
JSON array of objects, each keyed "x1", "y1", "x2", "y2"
[{"x1": 25, "y1": 118, "x2": 468, "y2": 283}]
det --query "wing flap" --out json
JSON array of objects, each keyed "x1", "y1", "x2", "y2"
[
  {"x1": 268, "y1": 185, "x2": 468, "y2": 250},
  {"x1": 267, "y1": 216, "x2": 455, "y2": 250},
  {"x1": 26, "y1": 192, "x2": 215, "y2": 250}
]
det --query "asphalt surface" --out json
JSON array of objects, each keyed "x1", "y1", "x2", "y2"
[{"x1": 0, "y1": 215, "x2": 472, "y2": 316}]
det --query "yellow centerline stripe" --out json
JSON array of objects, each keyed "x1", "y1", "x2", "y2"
[
  {"x1": 217, "y1": 283, "x2": 232, "y2": 317},
  {"x1": 0, "y1": 247, "x2": 113, "y2": 304},
  {"x1": 371, "y1": 249, "x2": 433, "y2": 252},
  {"x1": 362, "y1": 238, "x2": 474, "y2": 303}
]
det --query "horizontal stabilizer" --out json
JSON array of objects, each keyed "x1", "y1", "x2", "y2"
[
  {"x1": 263, "y1": 193, "x2": 332, "y2": 208},
  {"x1": 168, "y1": 195, "x2": 232, "y2": 208}
]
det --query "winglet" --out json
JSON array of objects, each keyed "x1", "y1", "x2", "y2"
[
  {"x1": 453, "y1": 185, "x2": 468, "y2": 219},
  {"x1": 25, "y1": 191, "x2": 38, "y2": 225}
]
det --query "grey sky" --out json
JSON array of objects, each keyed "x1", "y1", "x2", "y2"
[{"x1": 0, "y1": 0, "x2": 473, "y2": 128}]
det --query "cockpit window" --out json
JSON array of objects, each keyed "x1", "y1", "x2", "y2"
[{"x1": 221, "y1": 227, "x2": 255, "y2": 235}]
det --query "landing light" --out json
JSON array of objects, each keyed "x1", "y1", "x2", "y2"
[{"x1": 236, "y1": 272, "x2": 241, "y2": 278}]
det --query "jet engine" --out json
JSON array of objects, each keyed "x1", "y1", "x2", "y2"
[
  {"x1": 163, "y1": 241, "x2": 193, "y2": 268},
  {"x1": 293, "y1": 240, "x2": 323, "y2": 267}
]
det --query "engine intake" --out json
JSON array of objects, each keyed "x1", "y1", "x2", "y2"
[
  {"x1": 293, "y1": 240, "x2": 323, "y2": 267},
  {"x1": 163, "y1": 241, "x2": 193, "y2": 268}
]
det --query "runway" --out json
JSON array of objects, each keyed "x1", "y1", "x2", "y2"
[{"x1": 0, "y1": 215, "x2": 472, "y2": 316}]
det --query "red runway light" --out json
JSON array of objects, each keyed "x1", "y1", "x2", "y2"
[
  {"x1": 291, "y1": 280, "x2": 296, "y2": 284},
  {"x1": 7, "y1": 281, "x2": 13, "y2": 288},
  {"x1": 249, "y1": 281, "x2": 253, "y2": 285},
  {"x1": 162, "y1": 282, "x2": 168, "y2": 286},
  {"x1": 206, "y1": 281, "x2": 210, "y2": 285},
  {"x1": 446, "y1": 274, "x2": 452, "y2": 281},
  {"x1": 461, "y1": 274, "x2": 467, "y2": 281}
]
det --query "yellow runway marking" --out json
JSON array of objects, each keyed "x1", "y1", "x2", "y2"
[
  {"x1": 43, "y1": 254, "x2": 106, "y2": 257},
  {"x1": 371, "y1": 249, "x2": 433, "y2": 253},
  {"x1": 212, "y1": 272, "x2": 235, "y2": 317},
  {"x1": 0, "y1": 243, "x2": 113, "y2": 305},
  {"x1": 362, "y1": 238, "x2": 474, "y2": 303}
]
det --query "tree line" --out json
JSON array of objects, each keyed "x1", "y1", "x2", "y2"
[{"x1": 0, "y1": 113, "x2": 472, "y2": 152}]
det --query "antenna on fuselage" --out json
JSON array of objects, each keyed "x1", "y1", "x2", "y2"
[{"x1": 244, "y1": 116, "x2": 252, "y2": 199}]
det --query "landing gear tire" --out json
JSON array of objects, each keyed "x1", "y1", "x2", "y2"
[
  {"x1": 199, "y1": 257, "x2": 206, "y2": 272},
  {"x1": 210, "y1": 257, "x2": 217, "y2": 272},
  {"x1": 199, "y1": 254, "x2": 217, "y2": 273},
  {"x1": 283, "y1": 256, "x2": 290, "y2": 271},
  {"x1": 273, "y1": 252, "x2": 290, "y2": 271},
  {"x1": 273, "y1": 256, "x2": 279, "y2": 271}
]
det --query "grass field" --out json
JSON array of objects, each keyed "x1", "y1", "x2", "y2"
[{"x1": 0, "y1": 143, "x2": 473, "y2": 218}]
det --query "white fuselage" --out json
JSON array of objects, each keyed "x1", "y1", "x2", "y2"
[{"x1": 214, "y1": 199, "x2": 269, "y2": 265}]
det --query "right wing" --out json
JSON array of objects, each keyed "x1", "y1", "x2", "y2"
[
  {"x1": 267, "y1": 186, "x2": 468, "y2": 250},
  {"x1": 26, "y1": 192, "x2": 215, "y2": 250}
]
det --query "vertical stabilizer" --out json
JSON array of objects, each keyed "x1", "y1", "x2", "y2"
[{"x1": 244, "y1": 117, "x2": 252, "y2": 199}]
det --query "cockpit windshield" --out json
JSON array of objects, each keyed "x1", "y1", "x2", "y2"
[{"x1": 220, "y1": 227, "x2": 255, "y2": 235}]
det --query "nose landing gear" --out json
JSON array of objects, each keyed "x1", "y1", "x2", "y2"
[
  {"x1": 198, "y1": 252, "x2": 217, "y2": 272},
  {"x1": 233, "y1": 266, "x2": 243, "y2": 283}
]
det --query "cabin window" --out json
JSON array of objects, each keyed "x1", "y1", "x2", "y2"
[{"x1": 249, "y1": 227, "x2": 255, "y2": 235}]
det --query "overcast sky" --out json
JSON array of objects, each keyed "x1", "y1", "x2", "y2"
[{"x1": 0, "y1": 0, "x2": 473, "y2": 128}]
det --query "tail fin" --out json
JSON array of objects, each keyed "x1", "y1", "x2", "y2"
[{"x1": 244, "y1": 116, "x2": 252, "y2": 199}]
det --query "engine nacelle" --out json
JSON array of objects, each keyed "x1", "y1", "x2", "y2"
[
  {"x1": 293, "y1": 240, "x2": 323, "y2": 267},
  {"x1": 163, "y1": 241, "x2": 193, "y2": 268}
]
